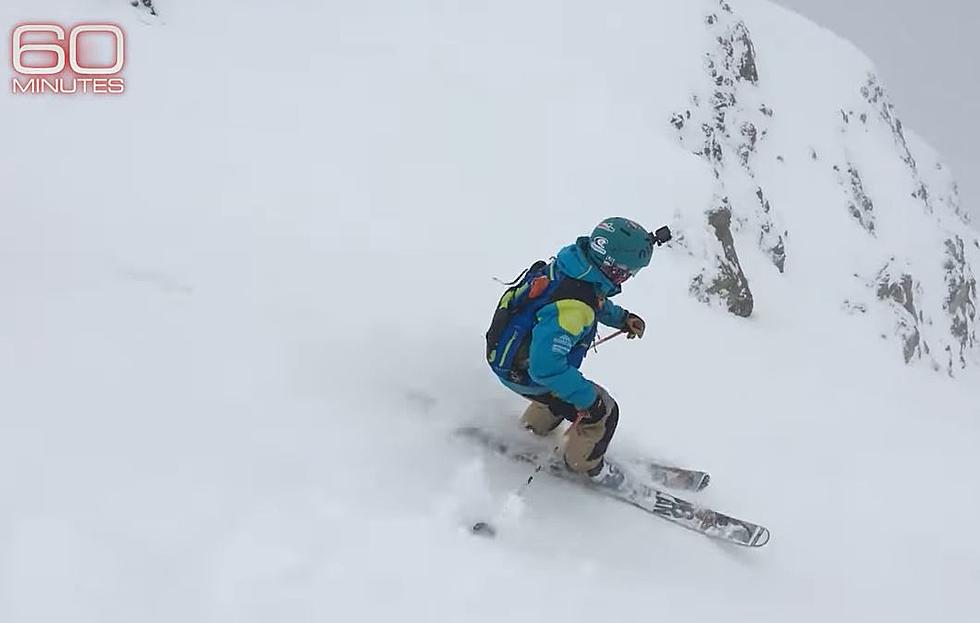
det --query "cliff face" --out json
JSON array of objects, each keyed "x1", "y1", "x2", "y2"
[
  {"x1": 673, "y1": 1, "x2": 781, "y2": 318},
  {"x1": 670, "y1": 0, "x2": 979, "y2": 375}
]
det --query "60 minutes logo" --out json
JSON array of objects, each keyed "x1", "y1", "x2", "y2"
[{"x1": 10, "y1": 23, "x2": 126, "y2": 95}]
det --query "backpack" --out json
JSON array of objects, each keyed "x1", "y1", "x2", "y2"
[{"x1": 486, "y1": 260, "x2": 600, "y2": 386}]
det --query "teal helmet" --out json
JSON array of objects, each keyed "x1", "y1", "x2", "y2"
[{"x1": 586, "y1": 217, "x2": 655, "y2": 285}]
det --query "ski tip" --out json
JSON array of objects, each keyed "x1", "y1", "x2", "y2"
[
  {"x1": 697, "y1": 473, "x2": 711, "y2": 491},
  {"x1": 751, "y1": 527, "x2": 771, "y2": 547}
]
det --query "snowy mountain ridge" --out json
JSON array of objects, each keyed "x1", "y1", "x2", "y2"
[{"x1": 671, "y1": 0, "x2": 978, "y2": 375}]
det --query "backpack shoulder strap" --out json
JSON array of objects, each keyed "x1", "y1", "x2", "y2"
[
  {"x1": 548, "y1": 276, "x2": 600, "y2": 311},
  {"x1": 543, "y1": 277, "x2": 600, "y2": 337}
]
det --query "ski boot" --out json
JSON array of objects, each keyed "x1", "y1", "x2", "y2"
[{"x1": 587, "y1": 460, "x2": 626, "y2": 490}]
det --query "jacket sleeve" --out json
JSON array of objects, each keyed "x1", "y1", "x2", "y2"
[
  {"x1": 526, "y1": 300, "x2": 598, "y2": 410},
  {"x1": 597, "y1": 300, "x2": 628, "y2": 329}
]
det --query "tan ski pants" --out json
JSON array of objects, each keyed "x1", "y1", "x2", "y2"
[{"x1": 520, "y1": 387, "x2": 619, "y2": 474}]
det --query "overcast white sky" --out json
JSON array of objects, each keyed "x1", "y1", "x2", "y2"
[{"x1": 773, "y1": 0, "x2": 979, "y2": 222}]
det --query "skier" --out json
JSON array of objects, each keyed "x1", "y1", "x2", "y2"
[{"x1": 485, "y1": 217, "x2": 669, "y2": 488}]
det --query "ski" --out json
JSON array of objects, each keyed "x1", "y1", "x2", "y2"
[
  {"x1": 623, "y1": 456, "x2": 711, "y2": 492},
  {"x1": 456, "y1": 426, "x2": 769, "y2": 548},
  {"x1": 456, "y1": 425, "x2": 710, "y2": 493}
]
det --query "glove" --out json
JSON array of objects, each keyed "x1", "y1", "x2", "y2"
[
  {"x1": 577, "y1": 392, "x2": 607, "y2": 425},
  {"x1": 624, "y1": 312, "x2": 645, "y2": 339}
]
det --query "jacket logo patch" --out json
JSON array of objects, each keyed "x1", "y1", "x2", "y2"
[{"x1": 552, "y1": 334, "x2": 573, "y2": 355}]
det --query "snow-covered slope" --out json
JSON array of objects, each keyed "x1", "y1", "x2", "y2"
[
  {"x1": 670, "y1": 0, "x2": 978, "y2": 374},
  {"x1": 1, "y1": 1, "x2": 978, "y2": 622}
]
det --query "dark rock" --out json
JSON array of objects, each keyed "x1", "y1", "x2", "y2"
[
  {"x1": 131, "y1": 0, "x2": 157, "y2": 15},
  {"x1": 732, "y1": 23, "x2": 759, "y2": 83},
  {"x1": 842, "y1": 164, "x2": 876, "y2": 235},
  {"x1": 875, "y1": 267, "x2": 924, "y2": 363},
  {"x1": 738, "y1": 122, "x2": 758, "y2": 165},
  {"x1": 756, "y1": 188, "x2": 786, "y2": 272},
  {"x1": 691, "y1": 201, "x2": 754, "y2": 317},
  {"x1": 942, "y1": 236, "x2": 978, "y2": 373},
  {"x1": 912, "y1": 183, "x2": 929, "y2": 203}
]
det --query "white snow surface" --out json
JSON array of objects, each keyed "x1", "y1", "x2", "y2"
[{"x1": 2, "y1": 1, "x2": 979, "y2": 622}]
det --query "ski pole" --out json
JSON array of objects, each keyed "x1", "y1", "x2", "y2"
[
  {"x1": 593, "y1": 329, "x2": 625, "y2": 349},
  {"x1": 472, "y1": 411, "x2": 587, "y2": 538}
]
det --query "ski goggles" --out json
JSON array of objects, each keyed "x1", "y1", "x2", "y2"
[{"x1": 602, "y1": 262, "x2": 639, "y2": 285}]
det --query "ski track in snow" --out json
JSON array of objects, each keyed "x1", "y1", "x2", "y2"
[{"x1": 1, "y1": 1, "x2": 979, "y2": 622}]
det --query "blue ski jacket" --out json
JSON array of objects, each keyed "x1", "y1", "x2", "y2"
[{"x1": 496, "y1": 237, "x2": 628, "y2": 409}]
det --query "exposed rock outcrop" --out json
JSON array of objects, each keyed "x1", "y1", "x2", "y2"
[
  {"x1": 672, "y1": 1, "x2": 789, "y2": 317},
  {"x1": 130, "y1": 0, "x2": 158, "y2": 16},
  {"x1": 691, "y1": 200, "x2": 754, "y2": 318},
  {"x1": 670, "y1": 0, "x2": 978, "y2": 376},
  {"x1": 874, "y1": 263, "x2": 928, "y2": 364},
  {"x1": 756, "y1": 188, "x2": 786, "y2": 272},
  {"x1": 834, "y1": 163, "x2": 876, "y2": 235},
  {"x1": 943, "y1": 236, "x2": 978, "y2": 373}
]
